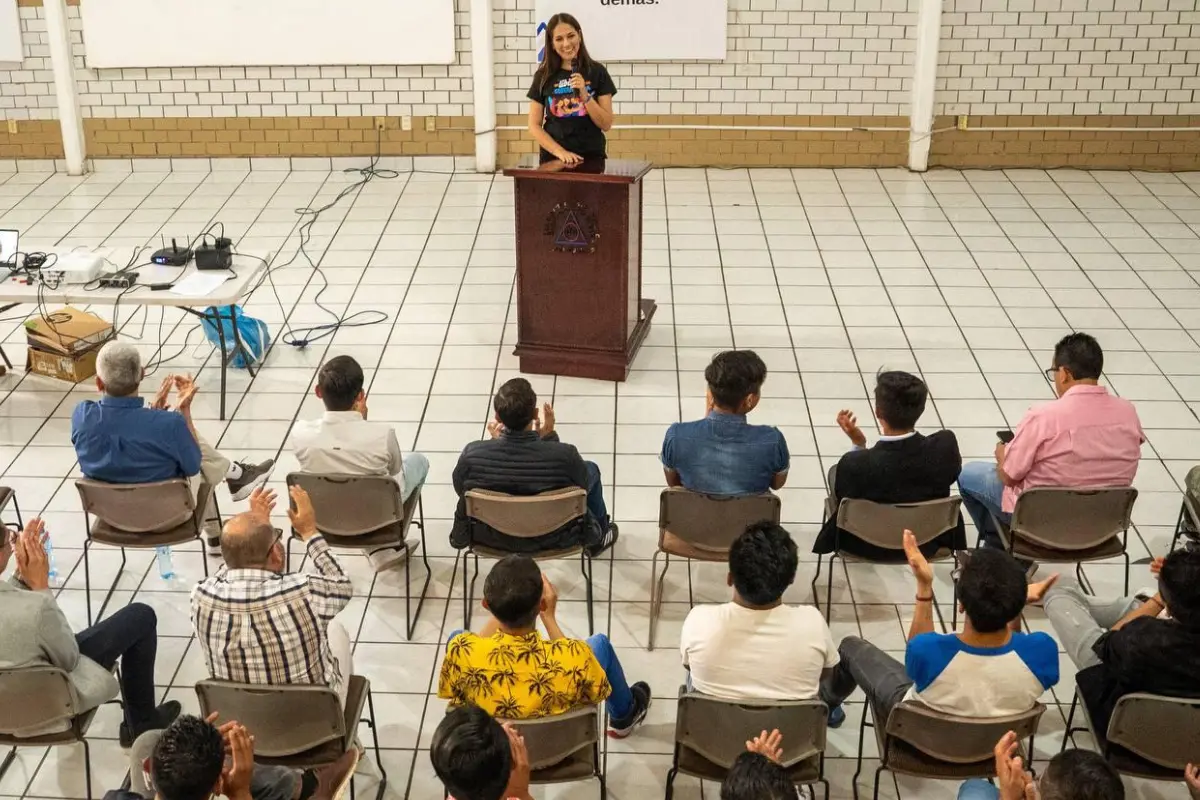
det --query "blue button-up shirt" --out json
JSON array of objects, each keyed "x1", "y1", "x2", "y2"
[
  {"x1": 660, "y1": 411, "x2": 790, "y2": 496},
  {"x1": 71, "y1": 396, "x2": 202, "y2": 483}
]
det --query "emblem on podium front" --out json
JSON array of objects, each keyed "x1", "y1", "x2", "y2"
[{"x1": 544, "y1": 202, "x2": 600, "y2": 254}]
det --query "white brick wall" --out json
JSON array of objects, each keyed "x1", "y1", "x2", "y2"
[
  {"x1": 1, "y1": 7, "x2": 58, "y2": 120},
  {"x1": 937, "y1": 0, "x2": 1200, "y2": 117},
  {"x1": 495, "y1": 0, "x2": 917, "y2": 118}
]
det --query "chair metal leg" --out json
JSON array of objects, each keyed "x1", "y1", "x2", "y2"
[
  {"x1": 1062, "y1": 691, "x2": 1081, "y2": 752},
  {"x1": 0, "y1": 746, "x2": 16, "y2": 783},
  {"x1": 404, "y1": 499, "x2": 432, "y2": 641},
  {"x1": 811, "y1": 553, "x2": 824, "y2": 606},
  {"x1": 1172, "y1": 501, "x2": 1186, "y2": 553},
  {"x1": 83, "y1": 737, "x2": 94, "y2": 800},
  {"x1": 84, "y1": 536, "x2": 94, "y2": 625},
  {"x1": 648, "y1": 550, "x2": 670, "y2": 651},
  {"x1": 1076, "y1": 561, "x2": 1095, "y2": 595},
  {"x1": 463, "y1": 552, "x2": 480, "y2": 629},
  {"x1": 10, "y1": 493, "x2": 22, "y2": 529},
  {"x1": 851, "y1": 700, "x2": 870, "y2": 800},
  {"x1": 952, "y1": 580, "x2": 959, "y2": 631},
  {"x1": 1122, "y1": 549, "x2": 1130, "y2": 596},
  {"x1": 593, "y1": 739, "x2": 606, "y2": 800},
  {"x1": 664, "y1": 743, "x2": 680, "y2": 800},
  {"x1": 818, "y1": 778, "x2": 831, "y2": 800},
  {"x1": 363, "y1": 687, "x2": 388, "y2": 800},
  {"x1": 93, "y1": 547, "x2": 127, "y2": 625},
  {"x1": 825, "y1": 553, "x2": 837, "y2": 619},
  {"x1": 871, "y1": 765, "x2": 887, "y2": 800},
  {"x1": 581, "y1": 551, "x2": 595, "y2": 635},
  {"x1": 686, "y1": 558, "x2": 694, "y2": 607}
]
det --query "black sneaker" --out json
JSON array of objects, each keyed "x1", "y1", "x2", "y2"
[
  {"x1": 608, "y1": 681, "x2": 651, "y2": 739},
  {"x1": 119, "y1": 700, "x2": 182, "y2": 748},
  {"x1": 587, "y1": 521, "x2": 619, "y2": 558},
  {"x1": 227, "y1": 458, "x2": 275, "y2": 501}
]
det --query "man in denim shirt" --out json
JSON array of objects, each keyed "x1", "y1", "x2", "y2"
[{"x1": 661, "y1": 350, "x2": 789, "y2": 496}]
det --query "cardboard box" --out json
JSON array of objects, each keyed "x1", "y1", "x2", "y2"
[{"x1": 25, "y1": 306, "x2": 113, "y2": 383}]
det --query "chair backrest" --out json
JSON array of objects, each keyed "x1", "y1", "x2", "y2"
[
  {"x1": 465, "y1": 488, "x2": 587, "y2": 538},
  {"x1": 195, "y1": 679, "x2": 346, "y2": 757},
  {"x1": 507, "y1": 706, "x2": 599, "y2": 771},
  {"x1": 1009, "y1": 486, "x2": 1137, "y2": 551},
  {"x1": 75, "y1": 478, "x2": 195, "y2": 534},
  {"x1": 1107, "y1": 692, "x2": 1200, "y2": 769},
  {"x1": 286, "y1": 472, "x2": 404, "y2": 537},
  {"x1": 675, "y1": 690, "x2": 828, "y2": 769},
  {"x1": 836, "y1": 497, "x2": 962, "y2": 550},
  {"x1": 0, "y1": 665, "x2": 77, "y2": 735},
  {"x1": 658, "y1": 488, "x2": 782, "y2": 555},
  {"x1": 885, "y1": 702, "x2": 1045, "y2": 764}
]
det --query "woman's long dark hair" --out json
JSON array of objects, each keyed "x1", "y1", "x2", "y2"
[{"x1": 532, "y1": 12, "x2": 596, "y2": 97}]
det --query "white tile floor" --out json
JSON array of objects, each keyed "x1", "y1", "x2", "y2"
[{"x1": 0, "y1": 165, "x2": 1197, "y2": 800}]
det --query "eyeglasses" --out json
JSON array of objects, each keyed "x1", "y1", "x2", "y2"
[{"x1": 1043, "y1": 367, "x2": 1058, "y2": 381}]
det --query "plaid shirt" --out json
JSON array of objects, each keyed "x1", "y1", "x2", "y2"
[{"x1": 190, "y1": 536, "x2": 353, "y2": 696}]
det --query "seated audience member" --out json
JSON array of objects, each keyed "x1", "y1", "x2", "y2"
[
  {"x1": 1, "y1": 518, "x2": 179, "y2": 746},
  {"x1": 191, "y1": 487, "x2": 355, "y2": 708},
  {"x1": 813, "y1": 370, "x2": 964, "y2": 560},
  {"x1": 1042, "y1": 549, "x2": 1200, "y2": 739},
  {"x1": 957, "y1": 730, "x2": 1124, "y2": 800},
  {"x1": 451, "y1": 378, "x2": 616, "y2": 556},
  {"x1": 72, "y1": 341, "x2": 274, "y2": 552},
  {"x1": 661, "y1": 349, "x2": 789, "y2": 496},
  {"x1": 721, "y1": 730, "x2": 792, "y2": 800},
  {"x1": 438, "y1": 555, "x2": 651, "y2": 737},
  {"x1": 681, "y1": 522, "x2": 841, "y2": 724},
  {"x1": 820, "y1": 534, "x2": 1060, "y2": 723},
  {"x1": 430, "y1": 705, "x2": 533, "y2": 800},
  {"x1": 958, "y1": 333, "x2": 1144, "y2": 549},
  {"x1": 109, "y1": 713, "x2": 357, "y2": 800},
  {"x1": 290, "y1": 355, "x2": 430, "y2": 571}
]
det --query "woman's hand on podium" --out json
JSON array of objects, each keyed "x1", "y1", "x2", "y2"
[{"x1": 554, "y1": 149, "x2": 583, "y2": 166}]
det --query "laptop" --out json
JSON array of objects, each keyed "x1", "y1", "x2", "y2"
[{"x1": 0, "y1": 229, "x2": 16, "y2": 265}]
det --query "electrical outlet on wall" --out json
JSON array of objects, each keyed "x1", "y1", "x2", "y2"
[
  {"x1": 374, "y1": 116, "x2": 387, "y2": 131},
  {"x1": 424, "y1": 117, "x2": 436, "y2": 133},
  {"x1": 5, "y1": 120, "x2": 16, "y2": 135},
  {"x1": 401, "y1": 115, "x2": 412, "y2": 131}
]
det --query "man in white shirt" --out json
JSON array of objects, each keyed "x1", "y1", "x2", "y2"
[
  {"x1": 289, "y1": 355, "x2": 429, "y2": 571},
  {"x1": 681, "y1": 522, "x2": 843, "y2": 725}
]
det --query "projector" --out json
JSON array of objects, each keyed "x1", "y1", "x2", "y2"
[{"x1": 39, "y1": 252, "x2": 105, "y2": 285}]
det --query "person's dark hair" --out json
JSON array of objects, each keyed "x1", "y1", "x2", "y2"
[
  {"x1": 317, "y1": 355, "x2": 364, "y2": 411},
  {"x1": 1038, "y1": 748, "x2": 1125, "y2": 800},
  {"x1": 873, "y1": 370, "x2": 928, "y2": 431},
  {"x1": 151, "y1": 715, "x2": 226, "y2": 800},
  {"x1": 957, "y1": 548, "x2": 1027, "y2": 633},
  {"x1": 1158, "y1": 547, "x2": 1200, "y2": 629},
  {"x1": 706, "y1": 350, "x2": 768, "y2": 411},
  {"x1": 430, "y1": 705, "x2": 512, "y2": 800},
  {"x1": 1052, "y1": 332, "x2": 1103, "y2": 381},
  {"x1": 720, "y1": 752, "x2": 794, "y2": 800},
  {"x1": 483, "y1": 555, "x2": 544, "y2": 629},
  {"x1": 531, "y1": 12, "x2": 597, "y2": 97},
  {"x1": 729, "y1": 522, "x2": 798, "y2": 607},
  {"x1": 493, "y1": 378, "x2": 538, "y2": 432}
]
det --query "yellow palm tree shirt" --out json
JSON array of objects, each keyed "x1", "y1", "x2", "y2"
[{"x1": 438, "y1": 630, "x2": 612, "y2": 719}]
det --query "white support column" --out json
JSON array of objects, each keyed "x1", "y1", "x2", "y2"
[
  {"x1": 470, "y1": 0, "x2": 497, "y2": 173},
  {"x1": 907, "y1": 0, "x2": 942, "y2": 172},
  {"x1": 42, "y1": 0, "x2": 85, "y2": 175}
]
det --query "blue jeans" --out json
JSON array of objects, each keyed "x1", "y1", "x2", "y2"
[
  {"x1": 584, "y1": 460, "x2": 609, "y2": 528},
  {"x1": 402, "y1": 452, "x2": 430, "y2": 502},
  {"x1": 958, "y1": 780, "x2": 998, "y2": 800},
  {"x1": 957, "y1": 460, "x2": 1009, "y2": 548}
]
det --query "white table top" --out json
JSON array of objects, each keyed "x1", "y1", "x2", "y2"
[{"x1": 0, "y1": 255, "x2": 267, "y2": 308}]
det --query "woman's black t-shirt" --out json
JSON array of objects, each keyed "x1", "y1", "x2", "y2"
[{"x1": 527, "y1": 63, "x2": 616, "y2": 162}]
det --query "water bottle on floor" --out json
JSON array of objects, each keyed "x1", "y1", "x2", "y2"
[
  {"x1": 155, "y1": 546, "x2": 175, "y2": 580},
  {"x1": 44, "y1": 532, "x2": 58, "y2": 585}
]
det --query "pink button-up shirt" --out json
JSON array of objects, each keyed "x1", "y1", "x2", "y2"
[{"x1": 1001, "y1": 384, "x2": 1144, "y2": 513}]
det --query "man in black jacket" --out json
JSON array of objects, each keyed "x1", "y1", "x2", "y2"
[
  {"x1": 812, "y1": 370, "x2": 965, "y2": 560},
  {"x1": 451, "y1": 378, "x2": 617, "y2": 555}
]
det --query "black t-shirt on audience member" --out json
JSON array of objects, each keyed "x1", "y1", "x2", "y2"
[
  {"x1": 526, "y1": 64, "x2": 616, "y2": 162},
  {"x1": 1076, "y1": 615, "x2": 1200, "y2": 738}
]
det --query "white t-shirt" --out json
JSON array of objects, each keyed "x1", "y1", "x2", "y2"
[
  {"x1": 680, "y1": 602, "x2": 839, "y2": 700},
  {"x1": 290, "y1": 410, "x2": 405, "y2": 494}
]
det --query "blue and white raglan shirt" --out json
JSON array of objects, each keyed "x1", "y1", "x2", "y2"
[{"x1": 904, "y1": 632, "x2": 1059, "y2": 716}]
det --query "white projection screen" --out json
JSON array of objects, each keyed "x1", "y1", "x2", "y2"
[
  {"x1": 0, "y1": 0, "x2": 22, "y2": 63},
  {"x1": 79, "y1": 0, "x2": 456, "y2": 68}
]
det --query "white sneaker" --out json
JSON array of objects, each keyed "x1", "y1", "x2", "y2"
[{"x1": 366, "y1": 538, "x2": 419, "y2": 572}]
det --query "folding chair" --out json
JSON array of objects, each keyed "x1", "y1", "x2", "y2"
[
  {"x1": 666, "y1": 687, "x2": 829, "y2": 800},
  {"x1": 990, "y1": 486, "x2": 1137, "y2": 594},
  {"x1": 75, "y1": 477, "x2": 214, "y2": 624},
  {"x1": 1063, "y1": 687, "x2": 1200, "y2": 781},
  {"x1": 512, "y1": 706, "x2": 606, "y2": 798},
  {"x1": 1171, "y1": 489, "x2": 1200, "y2": 553},
  {"x1": 461, "y1": 487, "x2": 594, "y2": 632},
  {"x1": 196, "y1": 677, "x2": 386, "y2": 800},
  {"x1": 650, "y1": 488, "x2": 781, "y2": 650},
  {"x1": 286, "y1": 472, "x2": 430, "y2": 640},
  {"x1": 0, "y1": 485, "x2": 23, "y2": 529}
]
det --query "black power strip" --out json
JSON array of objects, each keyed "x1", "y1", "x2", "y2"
[{"x1": 98, "y1": 272, "x2": 137, "y2": 289}]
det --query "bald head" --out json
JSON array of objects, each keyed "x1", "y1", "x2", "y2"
[{"x1": 221, "y1": 513, "x2": 279, "y2": 569}]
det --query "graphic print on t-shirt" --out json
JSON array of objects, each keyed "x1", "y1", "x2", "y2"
[{"x1": 545, "y1": 76, "x2": 593, "y2": 118}]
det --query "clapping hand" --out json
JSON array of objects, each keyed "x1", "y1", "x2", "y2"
[
  {"x1": 836, "y1": 410, "x2": 867, "y2": 448},
  {"x1": 537, "y1": 402, "x2": 556, "y2": 437},
  {"x1": 902, "y1": 529, "x2": 933, "y2": 591},
  {"x1": 13, "y1": 518, "x2": 49, "y2": 591},
  {"x1": 993, "y1": 731, "x2": 1036, "y2": 800},
  {"x1": 248, "y1": 487, "x2": 276, "y2": 525},
  {"x1": 151, "y1": 374, "x2": 175, "y2": 410},
  {"x1": 746, "y1": 729, "x2": 784, "y2": 764}
]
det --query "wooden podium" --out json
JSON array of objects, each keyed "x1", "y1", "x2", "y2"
[{"x1": 502, "y1": 158, "x2": 655, "y2": 382}]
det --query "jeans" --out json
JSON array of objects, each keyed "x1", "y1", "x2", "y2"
[
  {"x1": 584, "y1": 461, "x2": 609, "y2": 528},
  {"x1": 401, "y1": 452, "x2": 430, "y2": 503},
  {"x1": 958, "y1": 461, "x2": 1009, "y2": 549},
  {"x1": 958, "y1": 780, "x2": 999, "y2": 800},
  {"x1": 76, "y1": 602, "x2": 160, "y2": 731},
  {"x1": 818, "y1": 636, "x2": 912, "y2": 723},
  {"x1": 1043, "y1": 577, "x2": 1140, "y2": 671}
]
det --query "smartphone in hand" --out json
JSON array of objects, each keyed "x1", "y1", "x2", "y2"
[{"x1": 996, "y1": 430, "x2": 1015, "y2": 444}]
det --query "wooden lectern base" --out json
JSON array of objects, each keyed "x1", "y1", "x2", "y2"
[{"x1": 515, "y1": 299, "x2": 657, "y2": 382}]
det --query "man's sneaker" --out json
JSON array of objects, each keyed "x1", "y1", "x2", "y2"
[
  {"x1": 828, "y1": 704, "x2": 846, "y2": 729},
  {"x1": 367, "y1": 538, "x2": 419, "y2": 572},
  {"x1": 309, "y1": 747, "x2": 360, "y2": 800},
  {"x1": 587, "y1": 522, "x2": 619, "y2": 558},
  {"x1": 608, "y1": 681, "x2": 651, "y2": 739},
  {"x1": 119, "y1": 700, "x2": 182, "y2": 749},
  {"x1": 226, "y1": 458, "x2": 275, "y2": 501}
]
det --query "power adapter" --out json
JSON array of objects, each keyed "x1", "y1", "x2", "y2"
[
  {"x1": 196, "y1": 236, "x2": 233, "y2": 271},
  {"x1": 97, "y1": 272, "x2": 137, "y2": 289}
]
